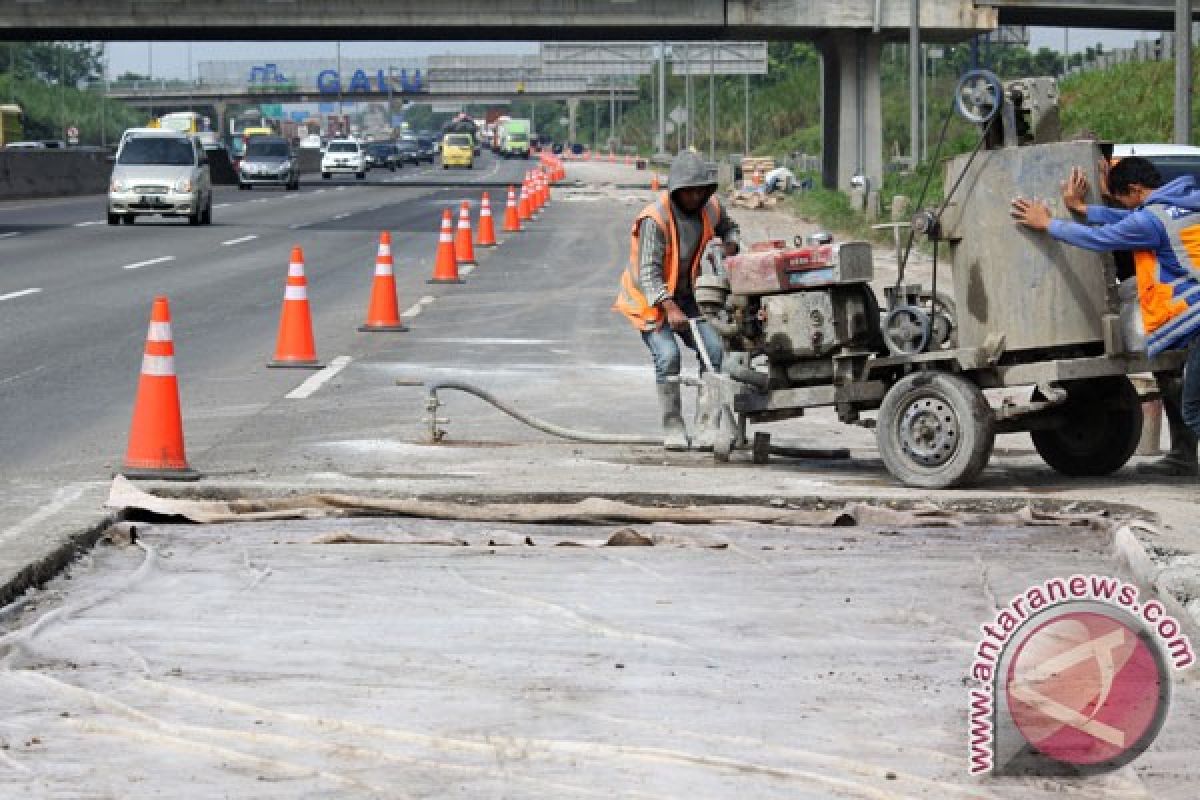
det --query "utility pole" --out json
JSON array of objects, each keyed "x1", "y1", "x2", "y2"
[
  {"x1": 684, "y1": 43, "x2": 692, "y2": 149},
  {"x1": 336, "y1": 42, "x2": 343, "y2": 122},
  {"x1": 1175, "y1": 0, "x2": 1193, "y2": 144},
  {"x1": 59, "y1": 46, "x2": 66, "y2": 142},
  {"x1": 658, "y1": 42, "x2": 667, "y2": 157},
  {"x1": 708, "y1": 43, "x2": 716, "y2": 163},
  {"x1": 744, "y1": 73, "x2": 750, "y2": 155},
  {"x1": 147, "y1": 42, "x2": 155, "y2": 119},
  {"x1": 910, "y1": 0, "x2": 920, "y2": 166}
]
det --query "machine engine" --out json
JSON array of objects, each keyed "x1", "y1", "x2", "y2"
[{"x1": 696, "y1": 238, "x2": 882, "y2": 384}]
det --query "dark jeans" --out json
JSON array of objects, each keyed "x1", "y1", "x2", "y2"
[{"x1": 1181, "y1": 336, "x2": 1200, "y2": 439}]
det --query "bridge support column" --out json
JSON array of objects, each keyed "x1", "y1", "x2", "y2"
[
  {"x1": 214, "y1": 100, "x2": 229, "y2": 141},
  {"x1": 818, "y1": 31, "x2": 883, "y2": 193},
  {"x1": 567, "y1": 97, "x2": 580, "y2": 145}
]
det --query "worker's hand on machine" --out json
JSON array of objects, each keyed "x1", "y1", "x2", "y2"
[
  {"x1": 1061, "y1": 166, "x2": 1090, "y2": 216},
  {"x1": 659, "y1": 298, "x2": 689, "y2": 332},
  {"x1": 1097, "y1": 157, "x2": 1114, "y2": 201},
  {"x1": 1010, "y1": 197, "x2": 1053, "y2": 231}
]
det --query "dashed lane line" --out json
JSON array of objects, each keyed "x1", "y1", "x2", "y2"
[
  {"x1": 214, "y1": 203, "x2": 232, "y2": 209},
  {"x1": 332, "y1": 212, "x2": 350, "y2": 220},
  {"x1": 285, "y1": 355, "x2": 353, "y2": 400},
  {"x1": 0, "y1": 232, "x2": 21, "y2": 240},
  {"x1": 74, "y1": 220, "x2": 105, "y2": 227},
  {"x1": 122, "y1": 256, "x2": 175, "y2": 271},
  {"x1": 221, "y1": 235, "x2": 259, "y2": 246},
  {"x1": 0, "y1": 287, "x2": 42, "y2": 302},
  {"x1": 401, "y1": 295, "x2": 436, "y2": 320}
]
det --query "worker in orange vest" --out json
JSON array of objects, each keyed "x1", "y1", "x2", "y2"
[{"x1": 614, "y1": 151, "x2": 740, "y2": 450}]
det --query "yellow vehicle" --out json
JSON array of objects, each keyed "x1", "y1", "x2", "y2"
[
  {"x1": 441, "y1": 133, "x2": 474, "y2": 169},
  {"x1": 1, "y1": 104, "x2": 25, "y2": 146}
]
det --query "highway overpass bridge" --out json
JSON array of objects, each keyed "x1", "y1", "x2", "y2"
[{"x1": 2, "y1": 1, "x2": 1194, "y2": 189}]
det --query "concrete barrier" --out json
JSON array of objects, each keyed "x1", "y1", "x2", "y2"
[{"x1": 0, "y1": 148, "x2": 112, "y2": 201}]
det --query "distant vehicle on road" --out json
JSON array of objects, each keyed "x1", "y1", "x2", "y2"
[
  {"x1": 396, "y1": 137, "x2": 421, "y2": 165},
  {"x1": 415, "y1": 134, "x2": 436, "y2": 163},
  {"x1": 4, "y1": 140, "x2": 44, "y2": 149},
  {"x1": 321, "y1": 138, "x2": 366, "y2": 180},
  {"x1": 158, "y1": 111, "x2": 211, "y2": 135},
  {"x1": 108, "y1": 128, "x2": 213, "y2": 226},
  {"x1": 497, "y1": 118, "x2": 531, "y2": 159},
  {"x1": 441, "y1": 133, "x2": 474, "y2": 169},
  {"x1": 365, "y1": 141, "x2": 400, "y2": 172},
  {"x1": 238, "y1": 135, "x2": 300, "y2": 190},
  {"x1": 299, "y1": 133, "x2": 323, "y2": 150}
]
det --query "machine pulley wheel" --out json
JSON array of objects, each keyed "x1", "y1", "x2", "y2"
[
  {"x1": 882, "y1": 305, "x2": 932, "y2": 355},
  {"x1": 954, "y1": 69, "x2": 1004, "y2": 125}
]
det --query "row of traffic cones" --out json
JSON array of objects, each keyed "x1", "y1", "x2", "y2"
[{"x1": 121, "y1": 166, "x2": 564, "y2": 479}]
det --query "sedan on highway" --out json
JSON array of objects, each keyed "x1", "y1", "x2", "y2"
[
  {"x1": 396, "y1": 137, "x2": 421, "y2": 166},
  {"x1": 108, "y1": 128, "x2": 213, "y2": 225},
  {"x1": 238, "y1": 135, "x2": 300, "y2": 190},
  {"x1": 321, "y1": 139, "x2": 366, "y2": 180},
  {"x1": 365, "y1": 142, "x2": 400, "y2": 172}
]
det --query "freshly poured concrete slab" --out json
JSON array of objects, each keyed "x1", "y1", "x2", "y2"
[{"x1": 0, "y1": 516, "x2": 1195, "y2": 799}]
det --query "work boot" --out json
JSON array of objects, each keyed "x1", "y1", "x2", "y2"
[
  {"x1": 656, "y1": 383, "x2": 690, "y2": 451},
  {"x1": 1138, "y1": 373, "x2": 1199, "y2": 477},
  {"x1": 691, "y1": 375, "x2": 721, "y2": 452}
]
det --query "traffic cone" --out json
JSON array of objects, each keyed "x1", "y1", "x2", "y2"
[
  {"x1": 359, "y1": 231, "x2": 408, "y2": 332},
  {"x1": 269, "y1": 247, "x2": 322, "y2": 368},
  {"x1": 428, "y1": 208, "x2": 464, "y2": 283},
  {"x1": 752, "y1": 164, "x2": 763, "y2": 187},
  {"x1": 517, "y1": 183, "x2": 532, "y2": 223},
  {"x1": 455, "y1": 200, "x2": 477, "y2": 266},
  {"x1": 122, "y1": 296, "x2": 199, "y2": 481},
  {"x1": 477, "y1": 192, "x2": 498, "y2": 247},
  {"x1": 503, "y1": 185, "x2": 522, "y2": 233},
  {"x1": 651, "y1": 173, "x2": 660, "y2": 191}
]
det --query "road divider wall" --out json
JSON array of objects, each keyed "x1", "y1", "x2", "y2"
[{"x1": 0, "y1": 148, "x2": 111, "y2": 200}]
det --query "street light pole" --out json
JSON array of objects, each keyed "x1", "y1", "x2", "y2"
[
  {"x1": 709, "y1": 43, "x2": 716, "y2": 163},
  {"x1": 658, "y1": 42, "x2": 667, "y2": 157},
  {"x1": 1175, "y1": 0, "x2": 1193, "y2": 144},
  {"x1": 910, "y1": 0, "x2": 920, "y2": 166}
]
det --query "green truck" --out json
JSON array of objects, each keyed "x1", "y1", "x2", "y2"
[{"x1": 498, "y1": 118, "x2": 531, "y2": 159}]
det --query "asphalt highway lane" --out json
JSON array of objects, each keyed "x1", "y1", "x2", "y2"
[{"x1": 0, "y1": 150, "x2": 539, "y2": 524}]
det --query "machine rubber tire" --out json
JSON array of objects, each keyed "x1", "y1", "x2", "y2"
[
  {"x1": 877, "y1": 371, "x2": 995, "y2": 489},
  {"x1": 107, "y1": 212, "x2": 119, "y2": 225},
  {"x1": 188, "y1": 209, "x2": 201, "y2": 225},
  {"x1": 1030, "y1": 376, "x2": 1143, "y2": 477},
  {"x1": 287, "y1": 180, "x2": 299, "y2": 191}
]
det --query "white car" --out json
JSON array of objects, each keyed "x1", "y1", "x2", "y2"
[
  {"x1": 299, "y1": 133, "x2": 323, "y2": 150},
  {"x1": 107, "y1": 128, "x2": 213, "y2": 225},
  {"x1": 321, "y1": 139, "x2": 365, "y2": 180}
]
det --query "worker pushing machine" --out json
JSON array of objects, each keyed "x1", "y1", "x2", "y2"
[
  {"x1": 614, "y1": 150, "x2": 740, "y2": 451},
  {"x1": 1012, "y1": 156, "x2": 1200, "y2": 476}
]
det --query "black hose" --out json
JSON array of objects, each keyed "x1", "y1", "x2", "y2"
[{"x1": 423, "y1": 380, "x2": 662, "y2": 446}]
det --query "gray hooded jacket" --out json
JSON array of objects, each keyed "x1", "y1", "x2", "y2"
[{"x1": 636, "y1": 151, "x2": 739, "y2": 308}]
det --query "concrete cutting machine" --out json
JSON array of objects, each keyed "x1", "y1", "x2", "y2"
[{"x1": 698, "y1": 69, "x2": 1184, "y2": 488}]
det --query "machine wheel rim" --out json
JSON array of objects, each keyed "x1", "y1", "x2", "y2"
[{"x1": 898, "y1": 394, "x2": 960, "y2": 468}]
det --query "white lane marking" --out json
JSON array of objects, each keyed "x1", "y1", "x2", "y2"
[
  {"x1": 332, "y1": 212, "x2": 350, "y2": 220},
  {"x1": 401, "y1": 296, "x2": 437, "y2": 320},
  {"x1": 122, "y1": 256, "x2": 175, "y2": 271},
  {"x1": 253, "y1": 198, "x2": 270, "y2": 203},
  {"x1": 460, "y1": 264, "x2": 475, "y2": 276},
  {"x1": 288, "y1": 222, "x2": 312, "y2": 229},
  {"x1": 74, "y1": 220, "x2": 105, "y2": 227},
  {"x1": 336, "y1": 187, "x2": 347, "y2": 192},
  {"x1": 313, "y1": 189, "x2": 326, "y2": 194},
  {"x1": 214, "y1": 202, "x2": 232, "y2": 208},
  {"x1": 286, "y1": 355, "x2": 353, "y2": 400},
  {"x1": 0, "y1": 287, "x2": 42, "y2": 302},
  {"x1": 0, "y1": 232, "x2": 20, "y2": 240},
  {"x1": 0, "y1": 484, "x2": 90, "y2": 547},
  {"x1": 221, "y1": 234, "x2": 259, "y2": 246}
]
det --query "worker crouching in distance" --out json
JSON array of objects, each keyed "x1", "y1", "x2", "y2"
[
  {"x1": 614, "y1": 151, "x2": 740, "y2": 450},
  {"x1": 1012, "y1": 156, "x2": 1200, "y2": 477}
]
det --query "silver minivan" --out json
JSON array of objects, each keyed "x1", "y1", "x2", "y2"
[{"x1": 108, "y1": 129, "x2": 213, "y2": 225}]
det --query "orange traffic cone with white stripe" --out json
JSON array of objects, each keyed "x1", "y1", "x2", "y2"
[
  {"x1": 428, "y1": 208, "x2": 464, "y2": 283},
  {"x1": 503, "y1": 185, "x2": 522, "y2": 233},
  {"x1": 752, "y1": 164, "x2": 764, "y2": 187},
  {"x1": 122, "y1": 296, "x2": 199, "y2": 480},
  {"x1": 269, "y1": 246, "x2": 322, "y2": 368},
  {"x1": 517, "y1": 183, "x2": 532, "y2": 223},
  {"x1": 651, "y1": 173, "x2": 660, "y2": 191},
  {"x1": 359, "y1": 231, "x2": 408, "y2": 332},
  {"x1": 454, "y1": 200, "x2": 477, "y2": 267},
  {"x1": 477, "y1": 192, "x2": 498, "y2": 247}
]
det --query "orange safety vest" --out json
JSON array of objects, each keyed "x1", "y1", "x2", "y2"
[
  {"x1": 1133, "y1": 204, "x2": 1200, "y2": 355},
  {"x1": 613, "y1": 192, "x2": 719, "y2": 330}
]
